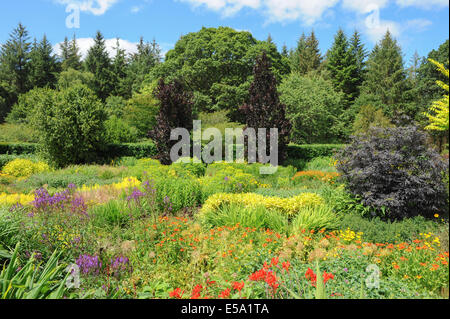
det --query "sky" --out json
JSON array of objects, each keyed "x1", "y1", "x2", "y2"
[{"x1": 0, "y1": 0, "x2": 449, "y2": 64}]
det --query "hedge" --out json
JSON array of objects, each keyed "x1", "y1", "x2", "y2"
[
  {"x1": 287, "y1": 144, "x2": 346, "y2": 161},
  {"x1": 0, "y1": 142, "x2": 157, "y2": 161},
  {"x1": 0, "y1": 142, "x2": 344, "y2": 163}
]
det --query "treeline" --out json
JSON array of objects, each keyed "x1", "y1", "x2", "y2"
[{"x1": 0, "y1": 24, "x2": 448, "y2": 161}]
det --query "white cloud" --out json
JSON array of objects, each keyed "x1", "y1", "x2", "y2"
[
  {"x1": 54, "y1": 38, "x2": 139, "y2": 59},
  {"x1": 263, "y1": 0, "x2": 339, "y2": 25},
  {"x1": 341, "y1": 0, "x2": 389, "y2": 13},
  {"x1": 179, "y1": 0, "x2": 261, "y2": 17},
  {"x1": 395, "y1": 0, "x2": 449, "y2": 9},
  {"x1": 54, "y1": 0, "x2": 119, "y2": 15},
  {"x1": 405, "y1": 18, "x2": 432, "y2": 31},
  {"x1": 364, "y1": 19, "x2": 401, "y2": 42}
]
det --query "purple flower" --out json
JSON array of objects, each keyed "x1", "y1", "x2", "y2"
[
  {"x1": 109, "y1": 256, "x2": 132, "y2": 278},
  {"x1": 76, "y1": 254, "x2": 102, "y2": 276}
]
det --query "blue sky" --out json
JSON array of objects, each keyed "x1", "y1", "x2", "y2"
[{"x1": 0, "y1": 0, "x2": 448, "y2": 64}]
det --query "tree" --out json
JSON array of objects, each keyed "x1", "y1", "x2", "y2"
[
  {"x1": 240, "y1": 52, "x2": 291, "y2": 164},
  {"x1": 0, "y1": 23, "x2": 32, "y2": 116},
  {"x1": 148, "y1": 27, "x2": 289, "y2": 116},
  {"x1": 124, "y1": 81, "x2": 160, "y2": 139},
  {"x1": 60, "y1": 35, "x2": 83, "y2": 71},
  {"x1": 423, "y1": 59, "x2": 449, "y2": 132},
  {"x1": 361, "y1": 31, "x2": 409, "y2": 119},
  {"x1": 353, "y1": 104, "x2": 393, "y2": 135},
  {"x1": 28, "y1": 35, "x2": 59, "y2": 89},
  {"x1": 291, "y1": 31, "x2": 322, "y2": 75},
  {"x1": 84, "y1": 31, "x2": 114, "y2": 100},
  {"x1": 32, "y1": 84, "x2": 108, "y2": 167},
  {"x1": 279, "y1": 72, "x2": 346, "y2": 144},
  {"x1": 150, "y1": 78, "x2": 193, "y2": 165},
  {"x1": 326, "y1": 29, "x2": 360, "y2": 103},
  {"x1": 57, "y1": 68, "x2": 94, "y2": 90},
  {"x1": 127, "y1": 37, "x2": 161, "y2": 95},
  {"x1": 349, "y1": 30, "x2": 367, "y2": 88},
  {"x1": 111, "y1": 39, "x2": 130, "y2": 98}
]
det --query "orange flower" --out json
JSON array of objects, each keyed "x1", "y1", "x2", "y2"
[
  {"x1": 232, "y1": 282, "x2": 245, "y2": 292},
  {"x1": 169, "y1": 288, "x2": 184, "y2": 299}
]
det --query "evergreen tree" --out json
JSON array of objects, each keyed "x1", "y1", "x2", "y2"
[
  {"x1": 150, "y1": 78, "x2": 193, "y2": 165},
  {"x1": 240, "y1": 51, "x2": 291, "y2": 164},
  {"x1": 84, "y1": 31, "x2": 114, "y2": 100},
  {"x1": 29, "y1": 34, "x2": 59, "y2": 89},
  {"x1": 61, "y1": 35, "x2": 83, "y2": 71},
  {"x1": 128, "y1": 37, "x2": 161, "y2": 94},
  {"x1": 291, "y1": 31, "x2": 322, "y2": 74},
  {"x1": 349, "y1": 30, "x2": 367, "y2": 98},
  {"x1": 0, "y1": 23, "x2": 32, "y2": 100},
  {"x1": 111, "y1": 38, "x2": 130, "y2": 98},
  {"x1": 281, "y1": 44, "x2": 289, "y2": 58},
  {"x1": 326, "y1": 29, "x2": 359, "y2": 103},
  {"x1": 362, "y1": 31, "x2": 408, "y2": 118}
]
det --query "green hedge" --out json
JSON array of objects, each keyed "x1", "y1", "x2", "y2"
[
  {"x1": 0, "y1": 143, "x2": 38, "y2": 155},
  {"x1": 0, "y1": 142, "x2": 344, "y2": 163},
  {"x1": 0, "y1": 142, "x2": 157, "y2": 161},
  {"x1": 287, "y1": 144, "x2": 346, "y2": 161}
]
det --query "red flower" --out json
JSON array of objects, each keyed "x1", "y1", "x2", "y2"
[
  {"x1": 218, "y1": 288, "x2": 231, "y2": 299},
  {"x1": 232, "y1": 281, "x2": 245, "y2": 292},
  {"x1": 282, "y1": 261, "x2": 291, "y2": 272},
  {"x1": 169, "y1": 288, "x2": 184, "y2": 299},
  {"x1": 249, "y1": 269, "x2": 267, "y2": 281},
  {"x1": 271, "y1": 257, "x2": 279, "y2": 267},
  {"x1": 191, "y1": 285, "x2": 203, "y2": 299}
]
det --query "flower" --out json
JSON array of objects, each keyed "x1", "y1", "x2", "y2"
[
  {"x1": 169, "y1": 288, "x2": 184, "y2": 299},
  {"x1": 232, "y1": 281, "x2": 245, "y2": 292},
  {"x1": 218, "y1": 288, "x2": 231, "y2": 299}
]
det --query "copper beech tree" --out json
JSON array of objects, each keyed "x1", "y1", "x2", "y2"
[{"x1": 240, "y1": 51, "x2": 291, "y2": 164}]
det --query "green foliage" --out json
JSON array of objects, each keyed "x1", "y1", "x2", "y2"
[
  {"x1": 0, "y1": 124, "x2": 38, "y2": 143},
  {"x1": 423, "y1": 59, "x2": 449, "y2": 132},
  {"x1": 290, "y1": 205, "x2": 340, "y2": 233},
  {"x1": 6, "y1": 87, "x2": 54, "y2": 124},
  {"x1": 105, "y1": 95, "x2": 127, "y2": 118},
  {"x1": 28, "y1": 35, "x2": 59, "y2": 89},
  {"x1": 362, "y1": 31, "x2": 410, "y2": 119},
  {"x1": 287, "y1": 144, "x2": 345, "y2": 162},
  {"x1": 105, "y1": 116, "x2": 139, "y2": 144},
  {"x1": 123, "y1": 81, "x2": 160, "y2": 138},
  {"x1": 280, "y1": 73, "x2": 348, "y2": 144},
  {"x1": 148, "y1": 27, "x2": 289, "y2": 114},
  {"x1": 339, "y1": 213, "x2": 446, "y2": 244},
  {"x1": 199, "y1": 204, "x2": 288, "y2": 234},
  {"x1": 90, "y1": 200, "x2": 131, "y2": 229},
  {"x1": 0, "y1": 243, "x2": 69, "y2": 299},
  {"x1": 305, "y1": 157, "x2": 337, "y2": 173},
  {"x1": 31, "y1": 84, "x2": 108, "y2": 168},
  {"x1": 57, "y1": 68, "x2": 95, "y2": 90},
  {"x1": 290, "y1": 31, "x2": 323, "y2": 75},
  {"x1": 172, "y1": 157, "x2": 206, "y2": 178},
  {"x1": 353, "y1": 104, "x2": 393, "y2": 135}
]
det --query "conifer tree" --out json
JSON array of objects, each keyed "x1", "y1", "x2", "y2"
[
  {"x1": 29, "y1": 34, "x2": 59, "y2": 88},
  {"x1": 128, "y1": 37, "x2": 161, "y2": 93},
  {"x1": 85, "y1": 31, "x2": 114, "y2": 100},
  {"x1": 291, "y1": 31, "x2": 322, "y2": 74},
  {"x1": 362, "y1": 30, "x2": 408, "y2": 118},
  {"x1": 240, "y1": 51, "x2": 291, "y2": 164},
  {"x1": 111, "y1": 38, "x2": 130, "y2": 98},
  {"x1": 326, "y1": 29, "x2": 359, "y2": 103}
]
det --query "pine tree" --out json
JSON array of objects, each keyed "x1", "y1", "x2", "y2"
[
  {"x1": 63, "y1": 35, "x2": 83, "y2": 71},
  {"x1": 0, "y1": 23, "x2": 32, "y2": 97},
  {"x1": 111, "y1": 38, "x2": 130, "y2": 98},
  {"x1": 29, "y1": 34, "x2": 59, "y2": 88},
  {"x1": 240, "y1": 51, "x2": 291, "y2": 164},
  {"x1": 85, "y1": 31, "x2": 114, "y2": 100},
  {"x1": 150, "y1": 78, "x2": 193, "y2": 165},
  {"x1": 349, "y1": 30, "x2": 367, "y2": 98},
  {"x1": 281, "y1": 44, "x2": 289, "y2": 58},
  {"x1": 326, "y1": 29, "x2": 359, "y2": 103},
  {"x1": 291, "y1": 31, "x2": 322, "y2": 75},
  {"x1": 128, "y1": 37, "x2": 161, "y2": 93},
  {"x1": 362, "y1": 30, "x2": 408, "y2": 118}
]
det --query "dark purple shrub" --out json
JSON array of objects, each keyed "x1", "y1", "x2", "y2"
[{"x1": 336, "y1": 125, "x2": 449, "y2": 219}]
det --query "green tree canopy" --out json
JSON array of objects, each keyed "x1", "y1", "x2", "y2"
[{"x1": 148, "y1": 27, "x2": 289, "y2": 116}]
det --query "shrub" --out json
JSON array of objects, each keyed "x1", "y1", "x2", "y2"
[
  {"x1": 336, "y1": 126, "x2": 449, "y2": 219},
  {"x1": 287, "y1": 144, "x2": 345, "y2": 162},
  {"x1": 171, "y1": 157, "x2": 206, "y2": 178},
  {"x1": 31, "y1": 84, "x2": 108, "y2": 168},
  {"x1": 304, "y1": 156, "x2": 338, "y2": 172},
  {"x1": 290, "y1": 205, "x2": 339, "y2": 233},
  {"x1": 105, "y1": 116, "x2": 139, "y2": 144},
  {"x1": 353, "y1": 104, "x2": 393, "y2": 135},
  {"x1": 0, "y1": 143, "x2": 38, "y2": 155},
  {"x1": 199, "y1": 192, "x2": 325, "y2": 218},
  {"x1": 2, "y1": 158, "x2": 50, "y2": 178},
  {"x1": 199, "y1": 204, "x2": 288, "y2": 234},
  {"x1": 292, "y1": 171, "x2": 340, "y2": 185}
]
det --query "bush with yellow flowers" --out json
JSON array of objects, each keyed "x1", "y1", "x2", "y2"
[{"x1": 1, "y1": 158, "x2": 50, "y2": 179}]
